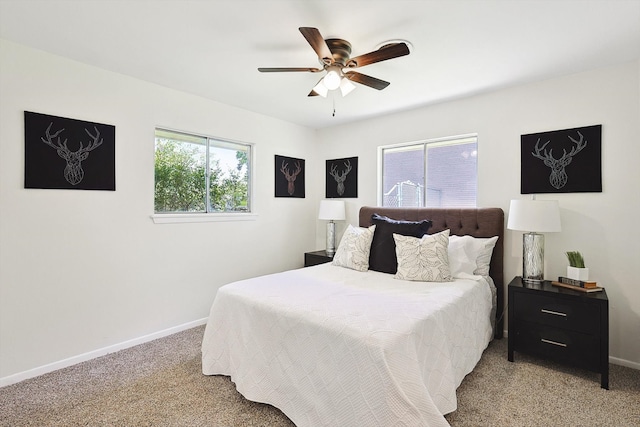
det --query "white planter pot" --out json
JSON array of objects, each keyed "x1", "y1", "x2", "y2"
[{"x1": 567, "y1": 266, "x2": 589, "y2": 281}]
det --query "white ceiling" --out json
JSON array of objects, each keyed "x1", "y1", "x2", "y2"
[{"x1": 1, "y1": 0, "x2": 639, "y2": 129}]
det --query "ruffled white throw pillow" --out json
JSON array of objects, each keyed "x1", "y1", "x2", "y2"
[
  {"x1": 332, "y1": 225, "x2": 376, "y2": 272},
  {"x1": 393, "y1": 229, "x2": 452, "y2": 282}
]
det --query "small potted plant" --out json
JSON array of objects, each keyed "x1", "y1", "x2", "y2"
[{"x1": 566, "y1": 251, "x2": 589, "y2": 281}]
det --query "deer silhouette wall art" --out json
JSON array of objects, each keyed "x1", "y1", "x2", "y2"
[
  {"x1": 329, "y1": 160, "x2": 352, "y2": 196},
  {"x1": 520, "y1": 125, "x2": 602, "y2": 194},
  {"x1": 326, "y1": 157, "x2": 358, "y2": 198},
  {"x1": 280, "y1": 160, "x2": 302, "y2": 196},
  {"x1": 275, "y1": 155, "x2": 305, "y2": 197},
  {"x1": 531, "y1": 132, "x2": 586, "y2": 189},
  {"x1": 41, "y1": 123, "x2": 104, "y2": 186},
  {"x1": 24, "y1": 111, "x2": 116, "y2": 190}
]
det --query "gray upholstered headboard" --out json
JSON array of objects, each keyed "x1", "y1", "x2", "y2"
[{"x1": 359, "y1": 206, "x2": 505, "y2": 338}]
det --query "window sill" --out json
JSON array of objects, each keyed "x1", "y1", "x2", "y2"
[{"x1": 150, "y1": 213, "x2": 258, "y2": 224}]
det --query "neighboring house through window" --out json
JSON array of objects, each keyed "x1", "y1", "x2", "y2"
[
  {"x1": 154, "y1": 128, "x2": 252, "y2": 215},
  {"x1": 378, "y1": 134, "x2": 477, "y2": 208}
]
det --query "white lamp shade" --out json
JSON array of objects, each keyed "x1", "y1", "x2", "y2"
[
  {"x1": 318, "y1": 200, "x2": 345, "y2": 221},
  {"x1": 312, "y1": 79, "x2": 329, "y2": 98},
  {"x1": 339, "y1": 77, "x2": 356, "y2": 96},
  {"x1": 507, "y1": 199, "x2": 561, "y2": 232},
  {"x1": 323, "y1": 66, "x2": 342, "y2": 90}
]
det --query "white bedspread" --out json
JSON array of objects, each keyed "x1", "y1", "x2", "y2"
[{"x1": 202, "y1": 263, "x2": 493, "y2": 427}]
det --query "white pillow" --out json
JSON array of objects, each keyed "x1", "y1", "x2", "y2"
[
  {"x1": 448, "y1": 236, "x2": 478, "y2": 278},
  {"x1": 393, "y1": 229, "x2": 452, "y2": 282},
  {"x1": 448, "y1": 235, "x2": 498, "y2": 277},
  {"x1": 332, "y1": 224, "x2": 376, "y2": 272}
]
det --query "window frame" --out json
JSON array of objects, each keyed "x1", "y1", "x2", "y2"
[
  {"x1": 151, "y1": 127, "x2": 256, "y2": 224},
  {"x1": 377, "y1": 133, "x2": 478, "y2": 208}
]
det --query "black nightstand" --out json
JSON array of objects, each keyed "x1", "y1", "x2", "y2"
[
  {"x1": 508, "y1": 276, "x2": 609, "y2": 389},
  {"x1": 304, "y1": 250, "x2": 334, "y2": 267}
]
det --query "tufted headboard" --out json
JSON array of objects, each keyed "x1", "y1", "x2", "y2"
[{"x1": 359, "y1": 206, "x2": 505, "y2": 338}]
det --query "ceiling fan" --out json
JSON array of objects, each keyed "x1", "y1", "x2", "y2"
[{"x1": 258, "y1": 27, "x2": 410, "y2": 97}]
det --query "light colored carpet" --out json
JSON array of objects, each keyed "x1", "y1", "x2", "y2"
[{"x1": 0, "y1": 325, "x2": 638, "y2": 426}]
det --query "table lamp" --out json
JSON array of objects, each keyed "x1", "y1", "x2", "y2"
[
  {"x1": 507, "y1": 198, "x2": 561, "y2": 283},
  {"x1": 318, "y1": 200, "x2": 345, "y2": 256}
]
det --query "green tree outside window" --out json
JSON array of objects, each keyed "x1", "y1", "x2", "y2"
[{"x1": 154, "y1": 130, "x2": 251, "y2": 214}]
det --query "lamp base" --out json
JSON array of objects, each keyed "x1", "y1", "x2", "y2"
[
  {"x1": 326, "y1": 221, "x2": 336, "y2": 256},
  {"x1": 523, "y1": 232, "x2": 544, "y2": 283}
]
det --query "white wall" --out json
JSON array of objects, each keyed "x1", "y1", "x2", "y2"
[
  {"x1": 2, "y1": 39, "x2": 638, "y2": 385},
  {"x1": 317, "y1": 61, "x2": 640, "y2": 367},
  {"x1": 0, "y1": 40, "x2": 319, "y2": 381}
]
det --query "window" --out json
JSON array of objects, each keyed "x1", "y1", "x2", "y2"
[
  {"x1": 379, "y1": 134, "x2": 477, "y2": 208},
  {"x1": 154, "y1": 128, "x2": 252, "y2": 214}
]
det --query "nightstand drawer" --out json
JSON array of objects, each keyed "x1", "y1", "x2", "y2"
[
  {"x1": 513, "y1": 292, "x2": 599, "y2": 334},
  {"x1": 513, "y1": 322, "x2": 600, "y2": 370}
]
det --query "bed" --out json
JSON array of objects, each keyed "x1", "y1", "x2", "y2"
[{"x1": 202, "y1": 207, "x2": 504, "y2": 427}]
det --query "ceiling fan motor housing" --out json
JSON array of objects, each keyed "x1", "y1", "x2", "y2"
[{"x1": 324, "y1": 39, "x2": 352, "y2": 66}]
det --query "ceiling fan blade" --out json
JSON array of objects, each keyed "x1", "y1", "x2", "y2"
[
  {"x1": 258, "y1": 67, "x2": 323, "y2": 72},
  {"x1": 345, "y1": 71, "x2": 390, "y2": 90},
  {"x1": 308, "y1": 90, "x2": 320, "y2": 97},
  {"x1": 299, "y1": 27, "x2": 333, "y2": 65},
  {"x1": 346, "y1": 42, "x2": 410, "y2": 68}
]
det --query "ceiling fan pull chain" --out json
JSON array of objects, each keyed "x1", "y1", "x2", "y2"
[{"x1": 333, "y1": 98, "x2": 336, "y2": 117}]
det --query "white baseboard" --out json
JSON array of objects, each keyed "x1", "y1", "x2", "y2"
[
  {"x1": 609, "y1": 356, "x2": 640, "y2": 370},
  {"x1": 0, "y1": 317, "x2": 208, "y2": 388},
  {"x1": 503, "y1": 329, "x2": 639, "y2": 370}
]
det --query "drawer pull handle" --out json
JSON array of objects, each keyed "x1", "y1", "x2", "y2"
[
  {"x1": 541, "y1": 309, "x2": 567, "y2": 317},
  {"x1": 541, "y1": 338, "x2": 567, "y2": 347}
]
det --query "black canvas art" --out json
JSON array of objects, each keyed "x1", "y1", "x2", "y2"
[
  {"x1": 24, "y1": 111, "x2": 115, "y2": 190},
  {"x1": 326, "y1": 157, "x2": 358, "y2": 198},
  {"x1": 521, "y1": 125, "x2": 602, "y2": 194},
  {"x1": 275, "y1": 155, "x2": 305, "y2": 198}
]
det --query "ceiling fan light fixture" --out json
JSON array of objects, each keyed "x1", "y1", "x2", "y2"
[
  {"x1": 259, "y1": 27, "x2": 410, "y2": 98},
  {"x1": 313, "y1": 80, "x2": 329, "y2": 97},
  {"x1": 323, "y1": 66, "x2": 342, "y2": 90},
  {"x1": 339, "y1": 77, "x2": 356, "y2": 96}
]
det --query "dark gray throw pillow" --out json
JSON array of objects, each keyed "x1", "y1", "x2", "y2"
[{"x1": 369, "y1": 213, "x2": 433, "y2": 274}]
